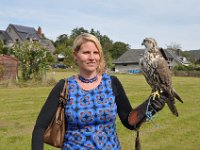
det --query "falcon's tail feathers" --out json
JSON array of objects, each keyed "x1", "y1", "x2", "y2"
[
  {"x1": 172, "y1": 89, "x2": 183, "y2": 103},
  {"x1": 166, "y1": 98, "x2": 179, "y2": 117}
]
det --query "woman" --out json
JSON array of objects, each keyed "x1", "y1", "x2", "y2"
[{"x1": 32, "y1": 33, "x2": 167, "y2": 150}]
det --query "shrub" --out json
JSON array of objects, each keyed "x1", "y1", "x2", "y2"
[{"x1": 173, "y1": 65, "x2": 196, "y2": 71}]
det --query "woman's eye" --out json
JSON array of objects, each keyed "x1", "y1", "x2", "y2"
[{"x1": 83, "y1": 51, "x2": 90, "y2": 54}]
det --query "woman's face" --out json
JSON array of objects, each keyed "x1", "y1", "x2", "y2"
[{"x1": 74, "y1": 41, "x2": 100, "y2": 74}]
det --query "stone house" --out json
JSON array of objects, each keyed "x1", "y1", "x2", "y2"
[
  {"x1": 113, "y1": 49, "x2": 191, "y2": 73},
  {"x1": 0, "y1": 24, "x2": 55, "y2": 53}
]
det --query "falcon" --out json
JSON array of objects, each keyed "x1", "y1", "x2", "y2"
[{"x1": 140, "y1": 37, "x2": 183, "y2": 116}]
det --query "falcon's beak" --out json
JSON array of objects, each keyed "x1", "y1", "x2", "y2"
[{"x1": 141, "y1": 40, "x2": 144, "y2": 46}]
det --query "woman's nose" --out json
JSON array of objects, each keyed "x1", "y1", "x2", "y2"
[{"x1": 89, "y1": 53, "x2": 95, "y2": 59}]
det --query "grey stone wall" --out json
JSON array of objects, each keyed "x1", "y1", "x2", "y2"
[
  {"x1": 115, "y1": 64, "x2": 141, "y2": 73},
  {"x1": 6, "y1": 26, "x2": 21, "y2": 42}
]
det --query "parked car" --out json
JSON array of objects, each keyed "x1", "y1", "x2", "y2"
[{"x1": 51, "y1": 64, "x2": 67, "y2": 69}]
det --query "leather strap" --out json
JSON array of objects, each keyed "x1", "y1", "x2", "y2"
[{"x1": 59, "y1": 79, "x2": 68, "y2": 104}]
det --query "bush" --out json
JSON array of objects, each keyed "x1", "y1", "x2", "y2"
[{"x1": 173, "y1": 65, "x2": 196, "y2": 71}]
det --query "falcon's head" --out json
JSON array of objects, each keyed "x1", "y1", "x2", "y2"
[{"x1": 141, "y1": 38, "x2": 158, "y2": 53}]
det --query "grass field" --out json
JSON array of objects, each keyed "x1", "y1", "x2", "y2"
[{"x1": 0, "y1": 71, "x2": 200, "y2": 150}]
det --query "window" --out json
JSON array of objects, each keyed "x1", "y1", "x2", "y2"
[{"x1": 122, "y1": 63, "x2": 127, "y2": 66}]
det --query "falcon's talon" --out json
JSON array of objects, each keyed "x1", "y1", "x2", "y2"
[{"x1": 151, "y1": 91, "x2": 160, "y2": 100}]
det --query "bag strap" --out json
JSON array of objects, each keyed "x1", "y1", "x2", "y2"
[{"x1": 59, "y1": 79, "x2": 68, "y2": 104}]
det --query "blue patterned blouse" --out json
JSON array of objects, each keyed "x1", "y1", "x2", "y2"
[{"x1": 62, "y1": 73, "x2": 120, "y2": 150}]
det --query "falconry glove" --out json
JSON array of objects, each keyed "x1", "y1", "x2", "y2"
[
  {"x1": 128, "y1": 93, "x2": 167, "y2": 128},
  {"x1": 151, "y1": 93, "x2": 168, "y2": 112},
  {"x1": 128, "y1": 94, "x2": 168, "y2": 150}
]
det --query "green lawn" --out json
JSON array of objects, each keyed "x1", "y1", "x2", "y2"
[{"x1": 0, "y1": 71, "x2": 200, "y2": 150}]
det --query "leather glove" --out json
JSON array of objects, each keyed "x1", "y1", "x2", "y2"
[
  {"x1": 151, "y1": 92, "x2": 168, "y2": 112},
  {"x1": 128, "y1": 92, "x2": 168, "y2": 128}
]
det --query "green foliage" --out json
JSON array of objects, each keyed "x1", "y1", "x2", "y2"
[
  {"x1": 184, "y1": 50, "x2": 200, "y2": 64},
  {"x1": 12, "y1": 41, "x2": 49, "y2": 81},
  {"x1": 99, "y1": 35, "x2": 113, "y2": 52},
  {"x1": 104, "y1": 51, "x2": 113, "y2": 68},
  {"x1": 173, "y1": 65, "x2": 196, "y2": 71},
  {"x1": 195, "y1": 58, "x2": 200, "y2": 64},
  {"x1": 0, "y1": 47, "x2": 11, "y2": 55},
  {"x1": 0, "y1": 39, "x2": 12, "y2": 55},
  {"x1": 70, "y1": 27, "x2": 89, "y2": 40},
  {"x1": 54, "y1": 34, "x2": 73, "y2": 48},
  {"x1": 46, "y1": 51, "x2": 54, "y2": 63},
  {"x1": 110, "y1": 41, "x2": 130, "y2": 59},
  {"x1": 0, "y1": 39, "x2": 3, "y2": 50},
  {"x1": 0, "y1": 40, "x2": 12, "y2": 55},
  {"x1": 54, "y1": 43, "x2": 75, "y2": 67}
]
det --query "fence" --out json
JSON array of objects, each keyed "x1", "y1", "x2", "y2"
[{"x1": 173, "y1": 70, "x2": 200, "y2": 77}]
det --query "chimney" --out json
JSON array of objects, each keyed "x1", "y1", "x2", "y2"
[
  {"x1": 37, "y1": 26, "x2": 44, "y2": 38},
  {"x1": 37, "y1": 26, "x2": 42, "y2": 34}
]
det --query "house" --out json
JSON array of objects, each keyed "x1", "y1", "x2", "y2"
[
  {"x1": 113, "y1": 49, "x2": 191, "y2": 73},
  {"x1": 0, "y1": 24, "x2": 55, "y2": 53},
  {"x1": 0, "y1": 30, "x2": 13, "y2": 47}
]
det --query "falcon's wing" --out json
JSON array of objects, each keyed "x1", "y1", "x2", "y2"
[
  {"x1": 153, "y1": 56, "x2": 172, "y2": 88},
  {"x1": 159, "y1": 48, "x2": 168, "y2": 61}
]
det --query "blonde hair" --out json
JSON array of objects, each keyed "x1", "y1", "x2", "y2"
[{"x1": 72, "y1": 33, "x2": 105, "y2": 74}]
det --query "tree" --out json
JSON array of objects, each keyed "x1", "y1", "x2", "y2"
[
  {"x1": 99, "y1": 35, "x2": 113, "y2": 52},
  {"x1": 90, "y1": 29, "x2": 101, "y2": 39},
  {"x1": 70, "y1": 27, "x2": 89, "y2": 40},
  {"x1": 97, "y1": 35, "x2": 113, "y2": 68},
  {"x1": 12, "y1": 41, "x2": 49, "y2": 81},
  {"x1": 0, "y1": 40, "x2": 3, "y2": 50},
  {"x1": 110, "y1": 41, "x2": 130, "y2": 59},
  {"x1": 54, "y1": 34, "x2": 73, "y2": 48},
  {"x1": 55, "y1": 43, "x2": 75, "y2": 67}
]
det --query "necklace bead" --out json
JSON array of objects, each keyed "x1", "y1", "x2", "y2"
[{"x1": 78, "y1": 75, "x2": 98, "y2": 83}]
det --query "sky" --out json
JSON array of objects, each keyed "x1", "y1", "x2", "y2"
[{"x1": 0, "y1": 0, "x2": 200, "y2": 50}]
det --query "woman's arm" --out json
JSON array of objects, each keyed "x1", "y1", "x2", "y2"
[
  {"x1": 111, "y1": 75, "x2": 135, "y2": 129},
  {"x1": 31, "y1": 79, "x2": 65, "y2": 150},
  {"x1": 111, "y1": 76, "x2": 166, "y2": 130}
]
